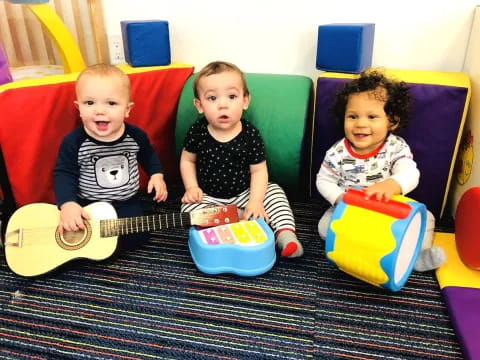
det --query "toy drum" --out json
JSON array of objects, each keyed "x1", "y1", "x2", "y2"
[
  {"x1": 188, "y1": 218, "x2": 276, "y2": 276},
  {"x1": 325, "y1": 188, "x2": 426, "y2": 292}
]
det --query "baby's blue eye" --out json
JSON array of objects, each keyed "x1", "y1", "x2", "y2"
[
  {"x1": 108, "y1": 101, "x2": 117, "y2": 106},
  {"x1": 229, "y1": 94, "x2": 237, "y2": 100},
  {"x1": 85, "y1": 100, "x2": 94, "y2": 106},
  {"x1": 207, "y1": 96, "x2": 216, "y2": 101}
]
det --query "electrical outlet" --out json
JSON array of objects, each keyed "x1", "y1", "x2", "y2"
[{"x1": 108, "y1": 34, "x2": 125, "y2": 65}]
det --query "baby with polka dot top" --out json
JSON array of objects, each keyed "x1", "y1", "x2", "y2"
[{"x1": 179, "y1": 61, "x2": 303, "y2": 258}]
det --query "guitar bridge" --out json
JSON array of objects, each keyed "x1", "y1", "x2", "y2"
[{"x1": 4, "y1": 228, "x2": 23, "y2": 247}]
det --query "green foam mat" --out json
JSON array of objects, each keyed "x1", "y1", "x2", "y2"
[{"x1": 175, "y1": 73, "x2": 313, "y2": 194}]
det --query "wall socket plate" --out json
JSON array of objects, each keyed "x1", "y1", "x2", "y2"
[{"x1": 108, "y1": 34, "x2": 125, "y2": 65}]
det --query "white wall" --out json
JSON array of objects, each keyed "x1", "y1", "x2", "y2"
[
  {"x1": 451, "y1": 5, "x2": 480, "y2": 216},
  {"x1": 103, "y1": 0, "x2": 478, "y2": 79}
]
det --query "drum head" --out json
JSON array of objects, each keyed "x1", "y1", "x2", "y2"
[
  {"x1": 455, "y1": 187, "x2": 480, "y2": 270},
  {"x1": 394, "y1": 211, "x2": 423, "y2": 285}
]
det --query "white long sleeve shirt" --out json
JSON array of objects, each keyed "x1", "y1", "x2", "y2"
[{"x1": 316, "y1": 134, "x2": 420, "y2": 205}]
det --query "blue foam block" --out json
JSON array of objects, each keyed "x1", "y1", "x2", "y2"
[
  {"x1": 316, "y1": 23, "x2": 375, "y2": 73},
  {"x1": 121, "y1": 20, "x2": 171, "y2": 67}
]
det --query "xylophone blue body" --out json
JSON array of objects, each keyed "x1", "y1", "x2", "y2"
[{"x1": 188, "y1": 218, "x2": 276, "y2": 276}]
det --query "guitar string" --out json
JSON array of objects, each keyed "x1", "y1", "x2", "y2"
[
  {"x1": 5, "y1": 223, "x2": 100, "y2": 246},
  {"x1": 102, "y1": 213, "x2": 191, "y2": 234},
  {"x1": 7, "y1": 213, "x2": 192, "y2": 245},
  {"x1": 7, "y1": 209, "x2": 234, "y2": 246}
]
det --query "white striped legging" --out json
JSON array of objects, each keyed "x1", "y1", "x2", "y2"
[{"x1": 180, "y1": 182, "x2": 295, "y2": 234}]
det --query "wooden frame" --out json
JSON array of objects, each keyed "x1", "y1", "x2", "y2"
[{"x1": 0, "y1": 0, "x2": 109, "y2": 69}]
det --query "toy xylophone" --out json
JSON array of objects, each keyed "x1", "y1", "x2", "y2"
[{"x1": 188, "y1": 218, "x2": 276, "y2": 276}]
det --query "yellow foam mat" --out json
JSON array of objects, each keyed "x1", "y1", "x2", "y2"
[
  {"x1": 434, "y1": 232, "x2": 480, "y2": 289},
  {"x1": 0, "y1": 63, "x2": 193, "y2": 92},
  {"x1": 319, "y1": 68, "x2": 470, "y2": 87}
]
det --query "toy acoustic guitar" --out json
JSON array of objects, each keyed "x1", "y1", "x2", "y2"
[{"x1": 4, "y1": 202, "x2": 239, "y2": 277}]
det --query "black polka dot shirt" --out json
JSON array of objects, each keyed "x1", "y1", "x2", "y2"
[{"x1": 184, "y1": 117, "x2": 266, "y2": 198}]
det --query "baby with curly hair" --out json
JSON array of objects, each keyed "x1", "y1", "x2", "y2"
[{"x1": 316, "y1": 70, "x2": 445, "y2": 272}]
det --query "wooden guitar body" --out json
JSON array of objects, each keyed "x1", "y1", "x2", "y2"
[{"x1": 5, "y1": 202, "x2": 118, "y2": 277}]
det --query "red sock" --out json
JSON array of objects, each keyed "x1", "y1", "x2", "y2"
[{"x1": 281, "y1": 241, "x2": 298, "y2": 257}]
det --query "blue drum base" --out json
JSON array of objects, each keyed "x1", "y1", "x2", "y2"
[{"x1": 188, "y1": 218, "x2": 276, "y2": 276}]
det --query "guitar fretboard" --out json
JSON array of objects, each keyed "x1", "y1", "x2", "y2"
[{"x1": 100, "y1": 212, "x2": 191, "y2": 237}]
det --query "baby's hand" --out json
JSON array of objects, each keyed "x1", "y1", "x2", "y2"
[
  {"x1": 148, "y1": 173, "x2": 168, "y2": 202},
  {"x1": 363, "y1": 179, "x2": 402, "y2": 202},
  {"x1": 243, "y1": 200, "x2": 270, "y2": 223},
  {"x1": 58, "y1": 201, "x2": 90, "y2": 234},
  {"x1": 181, "y1": 186, "x2": 203, "y2": 203}
]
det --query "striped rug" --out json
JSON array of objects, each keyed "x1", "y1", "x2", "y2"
[{"x1": 0, "y1": 199, "x2": 463, "y2": 359}]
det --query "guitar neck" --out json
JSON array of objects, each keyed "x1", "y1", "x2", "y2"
[{"x1": 100, "y1": 212, "x2": 191, "y2": 237}]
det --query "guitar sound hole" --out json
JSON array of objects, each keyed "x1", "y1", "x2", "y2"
[
  {"x1": 55, "y1": 221, "x2": 92, "y2": 250},
  {"x1": 62, "y1": 230, "x2": 86, "y2": 245}
]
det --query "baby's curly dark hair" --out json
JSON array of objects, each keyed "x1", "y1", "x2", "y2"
[{"x1": 331, "y1": 70, "x2": 411, "y2": 132}]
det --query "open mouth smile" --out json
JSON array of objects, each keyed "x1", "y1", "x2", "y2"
[
  {"x1": 353, "y1": 133, "x2": 370, "y2": 138},
  {"x1": 95, "y1": 121, "x2": 109, "y2": 130}
]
